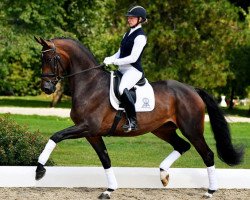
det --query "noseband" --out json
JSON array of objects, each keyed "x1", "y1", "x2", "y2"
[{"x1": 41, "y1": 40, "x2": 105, "y2": 84}]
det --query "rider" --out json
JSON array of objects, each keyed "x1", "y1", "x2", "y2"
[{"x1": 103, "y1": 5, "x2": 147, "y2": 132}]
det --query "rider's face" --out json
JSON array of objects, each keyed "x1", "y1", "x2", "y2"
[{"x1": 127, "y1": 16, "x2": 139, "y2": 27}]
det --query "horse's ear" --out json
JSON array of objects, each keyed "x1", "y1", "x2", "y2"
[
  {"x1": 40, "y1": 37, "x2": 47, "y2": 45},
  {"x1": 34, "y1": 36, "x2": 42, "y2": 45},
  {"x1": 34, "y1": 36, "x2": 49, "y2": 48}
]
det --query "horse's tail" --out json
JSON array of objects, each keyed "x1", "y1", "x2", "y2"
[{"x1": 195, "y1": 88, "x2": 244, "y2": 166}]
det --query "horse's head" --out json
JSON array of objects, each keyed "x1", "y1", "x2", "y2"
[{"x1": 35, "y1": 37, "x2": 67, "y2": 94}]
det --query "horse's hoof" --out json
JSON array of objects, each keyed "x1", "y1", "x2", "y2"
[
  {"x1": 160, "y1": 170, "x2": 169, "y2": 187},
  {"x1": 35, "y1": 169, "x2": 46, "y2": 180},
  {"x1": 35, "y1": 163, "x2": 46, "y2": 181},
  {"x1": 203, "y1": 189, "x2": 216, "y2": 198},
  {"x1": 203, "y1": 192, "x2": 213, "y2": 198},
  {"x1": 98, "y1": 193, "x2": 111, "y2": 199}
]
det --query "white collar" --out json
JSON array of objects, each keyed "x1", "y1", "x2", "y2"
[{"x1": 129, "y1": 24, "x2": 142, "y2": 35}]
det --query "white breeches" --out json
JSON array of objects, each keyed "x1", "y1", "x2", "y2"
[{"x1": 118, "y1": 66, "x2": 143, "y2": 95}]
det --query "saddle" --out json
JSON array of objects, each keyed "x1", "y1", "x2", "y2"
[
  {"x1": 106, "y1": 70, "x2": 155, "y2": 136},
  {"x1": 109, "y1": 71, "x2": 155, "y2": 112},
  {"x1": 113, "y1": 70, "x2": 146, "y2": 104}
]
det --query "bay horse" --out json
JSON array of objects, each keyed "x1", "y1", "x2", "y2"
[{"x1": 34, "y1": 37, "x2": 243, "y2": 199}]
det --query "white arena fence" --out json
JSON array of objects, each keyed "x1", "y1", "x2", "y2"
[{"x1": 0, "y1": 167, "x2": 249, "y2": 189}]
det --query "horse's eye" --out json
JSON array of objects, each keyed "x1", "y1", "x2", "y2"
[{"x1": 47, "y1": 58, "x2": 52, "y2": 63}]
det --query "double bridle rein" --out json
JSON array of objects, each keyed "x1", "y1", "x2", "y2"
[{"x1": 41, "y1": 40, "x2": 105, "y2": 83}]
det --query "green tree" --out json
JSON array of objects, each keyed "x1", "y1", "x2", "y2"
[
  {"x1": 143, "y1": 0, "x2": 246, "y2": 91},
  {"x1": 226, "y1": 27, "x2": 250, "y2": 108},
  {"x1": 0, "y1": 0, "x2": 249, "y2": 99},
  {"x1": 0, "y1": 0, "x2": 72, "y2": 95},
  {"x1": 0, "y1": 0, "x2": 116, "y2": 96},
  {"x1": 217, "y1": 1, "x2": 250, "y2": 108},
  {"x1": 61, "y1": 0, "x2": 118, "y2": 61}
]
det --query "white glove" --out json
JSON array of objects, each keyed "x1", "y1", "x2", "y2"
[
  {"x1": 113, "y1": 59, "x2": 120, "y2": 65},
  {"x1": 103, "y1": 57, "x2": 115, "y2": 65}
]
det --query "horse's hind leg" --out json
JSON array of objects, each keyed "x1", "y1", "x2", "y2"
[
  {"x1": 152, "y1": 123, "x2": 191, "y2": 187},
  {"x1": 179, "y1": 122, "x2": 218, "y2": 197},
  {"x1": 189, "y1": 136, "x2": 217, "y2": 197}
]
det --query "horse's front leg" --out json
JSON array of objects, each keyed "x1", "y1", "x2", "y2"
[
  {"x1": 35, "y1": 124, "x2": 89, "y2": 180},
  {"x1": 87, "y1": 137, "x2": 118, "y2": 199}
]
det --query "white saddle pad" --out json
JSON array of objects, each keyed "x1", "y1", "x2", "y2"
[{"x1": 109, "y1": 71, "x2": 155, "y2": 112}]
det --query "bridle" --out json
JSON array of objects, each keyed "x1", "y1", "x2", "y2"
[
  {"x1": 41, "y1": 42, "x2": 63, "y2": 84},
  {"x1": 41, "y1": 40, "x2": 105, "y2": 84}
]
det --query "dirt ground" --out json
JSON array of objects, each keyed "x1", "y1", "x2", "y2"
[{"x1": 0, "y1": 188, "x2": 249, "y2": 200}]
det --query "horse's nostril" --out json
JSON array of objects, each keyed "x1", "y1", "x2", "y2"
[
  {"x1": 43, "y1": 87, "x2": 52, "y2": 94},
  {"x1": 42, "y1": 82, "x2": 56, "y2": 94}
]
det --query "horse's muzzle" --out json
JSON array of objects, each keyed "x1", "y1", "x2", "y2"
[{"x1": 42, "y1": 81, "x2": 56, "y2": 94}]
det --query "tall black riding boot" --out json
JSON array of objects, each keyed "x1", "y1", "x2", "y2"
[{"x1": 121, "y1": 88, "x2": 138, "y2": 132}]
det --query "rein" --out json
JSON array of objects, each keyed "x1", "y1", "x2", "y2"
[{"x1": 62, "y1": 64, "x2": 105, "y2": 79}]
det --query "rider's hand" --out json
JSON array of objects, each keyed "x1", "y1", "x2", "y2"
[
  {"x1": 103, "y1": 57, "x2": 114, "y2": 65},
  {"x1": 113, "y1": 59, "x2": 120, "y2": 65}
]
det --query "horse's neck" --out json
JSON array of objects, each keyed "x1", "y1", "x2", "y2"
[{"x1": 68, "y1": 58, "x2": 108, "y2": 101}]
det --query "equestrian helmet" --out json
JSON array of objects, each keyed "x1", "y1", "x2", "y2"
[{"x1": 126, "y1": 6, "x2": 147, "y2": 21}]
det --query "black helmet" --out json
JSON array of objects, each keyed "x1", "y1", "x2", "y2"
[{"x1": 126, "y1": 6, "x2": 147, "y2": 21}]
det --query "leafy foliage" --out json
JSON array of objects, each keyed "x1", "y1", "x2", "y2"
[
  {"x1": 0, "y1": 115, "x2": 54, "y2": 165},
  {"x1": 0, "y1": 0, "x2": 249, "y2": 96},
  {"x1": 140, "y1": 0, "x2": 246, "y2": 91}
]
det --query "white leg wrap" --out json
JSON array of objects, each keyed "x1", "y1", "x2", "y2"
[
  {"x1": 207, "y1": 165, "x2": 218, "y2": 191},
  {"x1": 38, "y1": 139, "x2": 56, "y2": 165},
  {"x1": 105, "y1": 168, "x2": 118, "y2": 190},
  {"x1": 159, "y1": 150, "x2": 181, "y2": 171}
]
